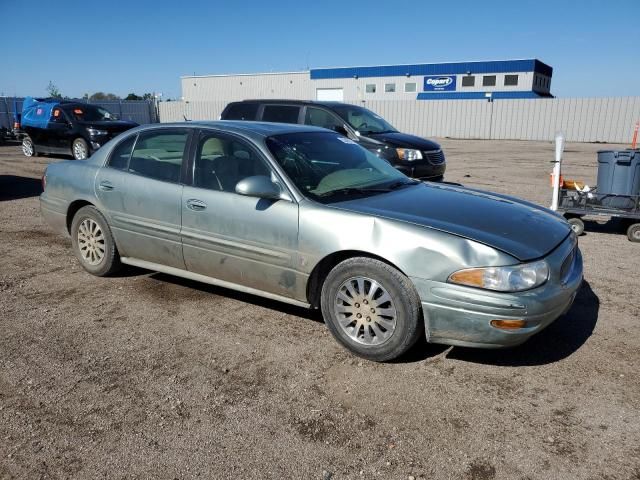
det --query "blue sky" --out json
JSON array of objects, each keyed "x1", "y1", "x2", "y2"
[{"x1": 1, "y1": 0, "x2": 638, "y2": 99}]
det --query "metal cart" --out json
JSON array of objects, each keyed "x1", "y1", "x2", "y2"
[
  {"x1": 549, "y1": 133, "x2": 640, "y2": 242},
  {"x1": 555, "y1": 188, "x2": 640, "y2": 242}
]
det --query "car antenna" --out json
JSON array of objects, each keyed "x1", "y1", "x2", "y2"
[{"x1": 183, "y1": 114, "x2": 190, "y2": 122}]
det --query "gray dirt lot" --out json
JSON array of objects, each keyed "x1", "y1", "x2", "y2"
[{"x1": 0, "y1": 138, "x2": 639, "y2": 480}]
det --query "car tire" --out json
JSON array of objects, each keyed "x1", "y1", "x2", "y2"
[
  {"x1": 627, "y1": 223, "x2": 640, "y2": 243},
  {"x1": 70, "y1": 206, "x2": 121, "y2": 276},
  {"x1": 320, "y1": 257, "x2": 424, "y2": 362},
  {"x1": 72, "y1": 138, "x2": 90, "y2": 160},
  {"x1": 567, "y1": 217, "x2": 585, "y2": 236},
  {"x1": 22, "y1": 136, "x2": 35, "y2": 157}
]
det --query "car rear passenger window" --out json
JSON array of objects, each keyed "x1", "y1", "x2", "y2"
[
  {"x1": 194, "y1": 133, "x2": 271, "y2": 192},
  {"x1": 261, "y1": 105, "x2": 300, "y2": 124},
  {"x1": 223, "y1": 103, "x2": 259, "y2": 120},
  {"x1": 108, "y1": 135, "x2": 137, "y2": 170},
  {"x1": 128, "y1": 130, "x2": 189, "y2": 183}
]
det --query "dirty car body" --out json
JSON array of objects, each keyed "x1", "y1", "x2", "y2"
[{"x1": 40, "y1": 121, "x2": 583, "y2": 360}]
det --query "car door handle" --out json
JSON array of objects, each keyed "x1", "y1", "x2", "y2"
[
  {"x1": 186, "y1": 199, "x2": 207, "y2": 211},
  {"x1": 98, "y1": 181, "x2": 114, "y2": 191}
]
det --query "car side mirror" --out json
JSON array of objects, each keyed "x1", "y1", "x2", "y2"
[
  {"x1": 333, "y1": 125, "x2": 349, "y2": 136},
  {"x1": 235, "y1": 175, "x2": 282, "y2": 200}
]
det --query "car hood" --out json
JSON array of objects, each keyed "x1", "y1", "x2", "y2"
[
  {"x1": 366, "y1": 131, "x2": 441, "y2": 151},
  {"x1": 79, "y1": 120, "x2": 139, "y2": 132},
  {"x1": 331, "y1": 183, "x2": 570, "y2": 261}
]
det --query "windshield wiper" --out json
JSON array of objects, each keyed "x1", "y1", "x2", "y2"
[
  {"x1": 317, "y1": 180, "x2": 418, "y2": 197},
  {"x1": 316, "y1": 186, "x2": 393, "y2": 197},
  {"x1": 361, "y1": 129, "x2": 395, "y2": 135},
  {"x1": 385, "y1": 180, "x2": 420, "y2": 190}
]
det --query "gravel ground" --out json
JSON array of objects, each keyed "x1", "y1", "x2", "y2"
[{"x1": 0, "y1": 139, "x2": 638, "y2": 480}]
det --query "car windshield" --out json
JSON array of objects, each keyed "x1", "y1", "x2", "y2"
[
  {"x1": 64, "y1": 105, "x2": 116, "y2": 122},
  {"x1": 266, "y1": 131, "x2": 414, "y2": 203},
  {"x1": 330, "y1": 105, "x2": 397, "y2": 135}
]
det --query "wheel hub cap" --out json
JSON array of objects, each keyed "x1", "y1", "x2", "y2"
[
  {"x1": 22, "y1": 140, "x2": 33, "y2": 156},
  {"x1": 78, "y1": 219, "x2": 105, "y2": 265},
  {"x1": 334, "y1": 276, "x2": 397, "y2": 346},
  {"x1": 74, "y1": 142, "x2": 87, "y2": 159}
]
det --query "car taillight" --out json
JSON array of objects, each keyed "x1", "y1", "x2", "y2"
[
  {"x1": 41, "y1": 173, "x2": 47, "y2": 191},
  {"x1": 13, "y1": 121, "x2": 20, "y2": 130}
]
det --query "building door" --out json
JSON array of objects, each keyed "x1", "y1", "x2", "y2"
[{"x1": 316, "y1": 88, "x2": 344, "y2": 102}]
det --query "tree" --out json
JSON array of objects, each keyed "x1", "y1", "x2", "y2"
[
  {"x1": 46, "y1": 81, "x2": 62, "y2": 98},
  {"x1": 142, "y1": 93, "x2": 153, "y2": 100},
  {"x1": 89, "y1": 92, "x2": 120, "y2": 101},
  {"x1": 125, "y1": 93, "x2": 142, "y2": 101}
]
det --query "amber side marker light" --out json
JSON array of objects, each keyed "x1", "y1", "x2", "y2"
[{"x1": 490, "y1": 319, "x2": 526, "y2": 330}]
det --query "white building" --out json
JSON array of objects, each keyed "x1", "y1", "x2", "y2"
[{"x1": 181, "y1": 59, "x2": 553, "y2": 103}]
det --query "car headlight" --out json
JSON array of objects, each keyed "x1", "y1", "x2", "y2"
[
  {"x1": 448, "y1": 260, "x2": 549, "y2": 292},
  {"x1": 396, "y1": 148, "x2": 422, "y2": 161},
  {"x1": 87, "y1": 128, "x2": 108, "y2": 136}
]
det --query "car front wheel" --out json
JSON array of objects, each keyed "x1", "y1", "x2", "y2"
[
  {"x1": 72, "y1": 138, "x2": 90, "y2": 160},
  {"x1": 320, "y1": 257, "x2": 424, "y2": 362},
  {"x1": 22, "y1": 136, "x2": 35, "y2": 157},
  {"x1": 70, "y1": 206, "x2": 121, "y2": 276}
]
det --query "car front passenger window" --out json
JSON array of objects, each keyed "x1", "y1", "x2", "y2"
[{"x1": 194, "y1": 134, "x2": 270, "y2": 192}]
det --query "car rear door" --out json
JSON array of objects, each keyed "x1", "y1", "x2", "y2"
[
  {"x1": 94, "y1": 128, "x2": 192, "y2": 269},
  {"x1": 180, "y1": 129, "x2": 302, "y2": 300}
]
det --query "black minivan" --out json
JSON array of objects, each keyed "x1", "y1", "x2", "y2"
[
  {"x1": 220, "y1": 100, "x2": 446, "y2": 180},
  {"x1": 20, "y1": 99, "x2": 138, "y2": 160}
]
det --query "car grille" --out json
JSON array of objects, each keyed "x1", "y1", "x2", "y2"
[
  {"x1": 560, "y1": 247, "x2": 576, "y2": 284},
  {"x1": 423, "y1": 149, "x2": 445, "y2": 165}
]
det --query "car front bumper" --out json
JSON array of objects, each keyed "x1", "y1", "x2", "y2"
[
  {"x1": 394, "y1": 161, "x2": 446, "y2": 180},
  {"x1": 410, "y1": 235, "x2": 583, "y2": 348}
]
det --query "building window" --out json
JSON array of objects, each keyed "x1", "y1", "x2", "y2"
[
  {"x1": 404, "y1": 82, "x2": 416, "y2": 93},
  {"x1": 365, "y1": 84, "x2": 376, "y2": 93},
  {"x1": 384, "y1": 83, "x2": 396, "y2": 93},
  {"x1": 482, "y1": 75, "x2": 496, "y2": 87},
  {"x1": 461, "y1": 76, "x2": 475, "y2": 87},
  {"x1": 504, "y1": 74, "x2": 518, "y2": 86}
]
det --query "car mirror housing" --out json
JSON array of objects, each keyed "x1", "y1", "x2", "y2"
[
  {"x1": 235, "y1": 175, "x2": 282, "y2": 200},
  {"x1": 333, "y1": 125, "x2": 349, "y2": 136}
]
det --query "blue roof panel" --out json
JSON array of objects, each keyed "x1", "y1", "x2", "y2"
[
  {"x1": 311, "y1": 59, "x2": 552, "y2": 79},
  {"x1": 416, "y1": 91, "x2": 548, "y2": 100}
]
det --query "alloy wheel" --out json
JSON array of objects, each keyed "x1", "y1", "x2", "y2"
[
  {"x1": 77, "y1": 219, "x2": 105, "y2": 265},
  {"x1": 334, "y1": 276, "x2": 397, "y2": 345},
  {"x1": 73, "y1": 141, "x2": 88, "y2": 160},
  {"x1": 22, "y1": 139, "x2": 34, "y2": 156}
]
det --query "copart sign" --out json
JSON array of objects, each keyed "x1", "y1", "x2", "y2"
[{"x1": 423, "y1": 76, "x2": 456, "y2": 91}]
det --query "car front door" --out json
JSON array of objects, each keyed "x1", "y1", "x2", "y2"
[
  {"x1": 303, "y1": 106, "x2": 346, "y2": 133},
  {"x1": 180, "y1": 129, "x2": 302, "y2": 300},
  {"x1": 47, "y1": 107, "x2": 73, "y2": 152},
  {"x1": 94, "y1": 128, "x2": 191, "y2": 269}
]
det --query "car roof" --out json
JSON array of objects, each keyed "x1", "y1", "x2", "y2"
[
  {"x1": 228, "y1": 99, "x2": 353, "y2": 109},
  {"x1": 144, "y1": 120, "x2": 330, "y2": 138}
]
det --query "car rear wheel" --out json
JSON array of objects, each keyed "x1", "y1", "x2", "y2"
[
  {"x1": 70, "y1": 206, "x2": 121, "y2": 276},
  {"x1": 72, "y1": 138, "x2": 89, "y2": 160},
  {"x1": 320, "y1": 257, "x2": 424, "y2": 362},
  {"x1": 627, "y1": 223, "x2": 640, "y2": 243},
  {"x1": 22, "y1": 136, "x2": 35, "y2": 157}
]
